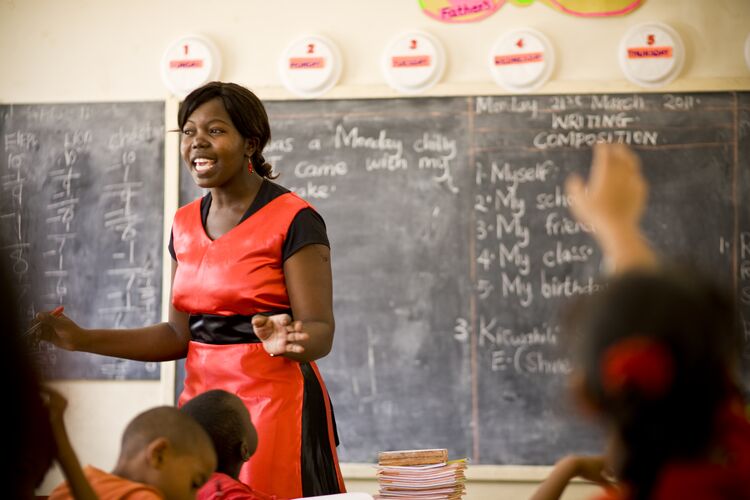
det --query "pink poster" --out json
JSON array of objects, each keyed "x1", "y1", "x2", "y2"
[{"x1": 419, "y1": 0, "x2": 643, "y2": 23}]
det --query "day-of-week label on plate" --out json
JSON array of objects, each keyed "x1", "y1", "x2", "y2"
[
  {"x1": 627, "y1": 46, "x2": 673, "y2": 59},
  {"x1": 392, "y1": 55, "x2": 432, "y2": 67},
  {"x1": 494, "y1": 52, "x2": 544, "y2": 66},
  {"x1": 169, "y1": 59, "x2": 204, "y2": 69},
  {"x1": 289, "y1": 57, "x2": 326, "y2": 69}
]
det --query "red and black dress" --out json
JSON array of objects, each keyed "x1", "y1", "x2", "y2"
[{"x1": 169, "y1": 180, "x2": 345, "y2": 499}]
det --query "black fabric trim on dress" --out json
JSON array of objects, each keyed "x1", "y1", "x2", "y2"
[
  {"x1": 188, "y1": 311, "x2": 292, "y2": 344},
  {"x1": 300, "y1": 363, "x2": 342, "y2": 496},
  {"x1": 168, "y1": 180, "x2": 329, "y2": 261},
  {"x1": 283, "y1": 209, "x2": 329, "y2": 260}
]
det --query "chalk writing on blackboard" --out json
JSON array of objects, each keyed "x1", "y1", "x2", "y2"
[
  {"x1": 175, "y1": 92, "x2": 750, "y2": 465},
  {"x1": 0, "y1": 102, "x2": 165, "y2": 380}
]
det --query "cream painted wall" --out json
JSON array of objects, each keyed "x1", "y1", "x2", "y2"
[
  {"x1": 1, "y1": 0, "x2": 750, "y2": 101},
  {"x1": 1, "y1": 0, "x2": 749, "y2": 498}
]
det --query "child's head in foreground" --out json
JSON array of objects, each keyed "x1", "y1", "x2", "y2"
[
  {"x1": 567, "y1": 266, "x2": 743, "y2": 498},
  {"x1": 180, "y1": 389, "x2": 257, "y2": 479},
  {"x1": 113, "y1": 405, "x2": 217, "y2": 499}
]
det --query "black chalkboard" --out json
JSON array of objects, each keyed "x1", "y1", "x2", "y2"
[
  {"x1": 0, "y1": 102, "x2": 164, "y2": 380},
  {"x1": 738, "y1": 92, "x2": 750, "y2": 402},
  {"x1": 176, "y1": 92, "x2": 750, "y2": 465}
]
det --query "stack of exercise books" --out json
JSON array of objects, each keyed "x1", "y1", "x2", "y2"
[{"x1": 375, "y1": 448, "x2": 467, "y2": 500}]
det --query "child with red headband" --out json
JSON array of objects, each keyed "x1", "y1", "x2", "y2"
[{"x1": 531, "y1": 144, "x2": 750, "y2": 500}]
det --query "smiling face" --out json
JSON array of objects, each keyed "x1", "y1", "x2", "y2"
[{"x1": 180, "y1": 97, "x2": 256, "y2": 190}]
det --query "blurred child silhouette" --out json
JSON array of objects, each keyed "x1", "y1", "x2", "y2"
[
  {"x1": 0, "y1": 246, "x2": 95, "y2": 499},
  {"x1": 531, "y1": 144, "x2": 750, "y2": 500}
]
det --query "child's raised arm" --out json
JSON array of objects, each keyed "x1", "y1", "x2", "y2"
[
  {"x1": 42, "y1": 387, "x2": 99, "y2": 500},
  {"x1": 565, "y1": 143, "x2": 657, "y2": 273}
]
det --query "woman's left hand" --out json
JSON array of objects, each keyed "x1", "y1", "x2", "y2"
[{"x1": 252, "y1": 314, "x2": 310, "y2": 357}]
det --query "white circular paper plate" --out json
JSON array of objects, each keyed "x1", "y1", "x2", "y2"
[
  {"x1": 381, "y1": 31, "x2": 446, "y2": 94},
  {"x1": 488, "y1": 28, "x2": 554, "y2": 92},
  {"x1": 618, "y1": 22, "x2": 684, "y2": 88},
  {"x1": 160, "y1": 34, "x2": 222, "y2": 98},
  {"x1": 278, "y1": 34, "x2": 342, "y2": 98}
]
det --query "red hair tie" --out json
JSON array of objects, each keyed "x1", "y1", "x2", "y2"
[{"x1": 601, "y1": 336, "x2": 674, "y2": 399}]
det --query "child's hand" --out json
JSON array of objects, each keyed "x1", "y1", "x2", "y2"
[
  {"x1": 563, "y1": 455, "x2": 615, "y2": 486},
  {"x1": 531, "y1": 454, "x2": 616, "y2": 500},
  {"x1": 252, "y1": 314, "x2": 310, "y2": 357},
  {"x1": 566, "y1": 144, "x2": 656, "y2": 272},
  {"x1": 566, "y1": 143, "x2": 647, "y2": 241},
  {"x1": 40, "y1": 386, "x2": 68, "y2": 431}
]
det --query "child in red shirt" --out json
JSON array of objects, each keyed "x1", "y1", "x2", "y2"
[
  {"x1": 181, "y1": 389, "x2": 283, "y2": 500},
  {"x1": 531, "y1": 144, "x2": 750, "y2": 500}
]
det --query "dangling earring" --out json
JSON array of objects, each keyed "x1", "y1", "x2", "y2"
[{"x1": 248, "y1": 157, "x2": 254, "y2": 175}]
